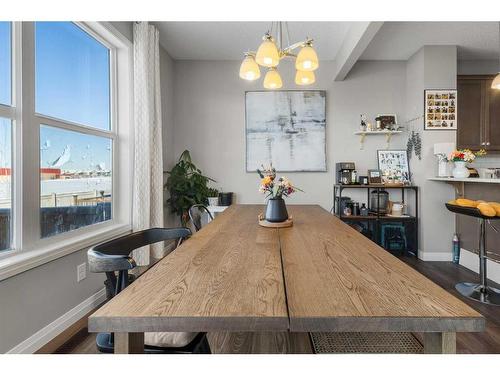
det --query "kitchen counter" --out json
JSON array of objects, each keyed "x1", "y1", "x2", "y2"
[{"x1": 428, "y1": 177, "x2": 500, "y2": 184}]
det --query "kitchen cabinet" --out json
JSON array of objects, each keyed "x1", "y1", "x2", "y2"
[{"x1": 457, "y1": 75, "x2": 500, "y2": 152}]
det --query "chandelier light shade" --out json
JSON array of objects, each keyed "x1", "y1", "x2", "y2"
[
  {"x1": 492, "y1": 74, "x2": 500, "y2": 90},
  {"x1": 263, "y1": 68, "x2": 283, "y2": 89},
  {"x1": 239, "y1": 54, "x2": 261, "y2": 81},
  {"x1": 492, "y1": 22, "x2": 500, "y2": 90},
  {"x1": 255, "y1": 35, "x2": 280, "y2": 67},
  {"x1": 240, "y1": 22, "x2": 319, "y2": 89},
  {"x1": 295, "y1": 43, "x2": 319, "y2": 72},
  {"x1": 295, "y1": 70, "x2": 315, "y2": 85}
]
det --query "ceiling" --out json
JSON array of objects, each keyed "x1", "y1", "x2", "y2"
[
  {"x1": 361, "y1": 22, "x2": 500, "y2": 60},
  {"x1": 154, "y1": 21, "x2": 500, "y2": 62},
  {"x1": 153, "y1": 22, "x2": 352, "y2": 60}
]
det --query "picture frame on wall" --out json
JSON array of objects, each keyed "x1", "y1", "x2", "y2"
[
  {"x1": 245, "y1": 90, "x2": 327, "y2": 172},
  {"x1": 424, "y1": 89, "x2": 457, "y2": 130},
  {"x1": 377, "y1": 149, "x2": 411, "y2": 184}
]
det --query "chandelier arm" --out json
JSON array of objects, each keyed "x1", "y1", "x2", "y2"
[{"x1": 283, "y1": 39, "x2": 311, "y2": 54}]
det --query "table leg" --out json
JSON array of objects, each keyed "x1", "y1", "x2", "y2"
[
  {"x1": 114, "y1": 332, "x2": 144, "y2": 354},
  {"x1": 423, "y1": 332, "x2": 456, "y2": 354}
]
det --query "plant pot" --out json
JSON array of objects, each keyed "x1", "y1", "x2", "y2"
[
  {"x1": 207, "y1": 197, "x2": 219, "y2": 206},
  {"x1": 265, "y1": 198, "x2": 289, "y2": 223},
  {"x1": 219, "y1": 192, "x2": 233, "y2": 206},
  {"x1": 452, "y1": 161, "x2": 470, "y2": 178}
]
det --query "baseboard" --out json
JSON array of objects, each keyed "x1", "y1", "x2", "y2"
[
  {"x1": 459, "y1": 248, "x2": 500, "y2": 285},
  {"x1": 7, "y1": 288, "x2": 106, "y2": 354},
  {"x1": 418, "y1": 251, "x2": 452, "y2": 261}
]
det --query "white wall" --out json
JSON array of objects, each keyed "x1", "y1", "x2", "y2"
[{"x1": 172, "y1": 60, "x2": 407, "y2": 211}]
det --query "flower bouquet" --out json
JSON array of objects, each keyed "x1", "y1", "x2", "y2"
[
  {"x1": 448, "y1": 149, "x2": 486, "y2": 178},
  {"x1": 257, "y1": 164, "x2": 302, "y2": 222}
]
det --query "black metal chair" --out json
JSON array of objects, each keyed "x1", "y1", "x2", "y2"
[
  {"x1": 87, "y1": 227, "x2": 211, "y2": 354},
  {"x1": 188, "y1": 204, "x2": 214, "y2": 232}
]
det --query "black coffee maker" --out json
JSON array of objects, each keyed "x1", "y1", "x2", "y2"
[{"x1": 336, "y1": 162, "x2": 356, "y2": 185}]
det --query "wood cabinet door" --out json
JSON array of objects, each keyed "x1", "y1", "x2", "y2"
[
  {"x1": 457, "y1": 78, "x2": 484, "y2": 150},
  {"x1": 486, "y1": 78, "x2": 500, "y2": 151}
]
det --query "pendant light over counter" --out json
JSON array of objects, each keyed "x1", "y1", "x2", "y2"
[
  {"x1": 239, "y1": 22, "x2": 319, "y2": 89},
  {"x1": 493, "y1": 22, "x2": 500, "y2": 90}
]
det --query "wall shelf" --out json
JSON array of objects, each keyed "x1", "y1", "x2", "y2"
[{"x1": 354, "y1": 130, "x2": 403, "y2": 150}]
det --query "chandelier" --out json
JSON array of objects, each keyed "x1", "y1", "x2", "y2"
[{"x1": 239, "y1": 22, "x2": 319, "y2": 89}]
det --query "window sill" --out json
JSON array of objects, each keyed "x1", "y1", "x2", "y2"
[{"x1": 0, "y1": 223, "x2": 132, "y2": 282}]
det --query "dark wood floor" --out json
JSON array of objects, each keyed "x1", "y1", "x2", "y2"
[{"x1": 53, "y1": 257, "x2": 500, "y2": 354}]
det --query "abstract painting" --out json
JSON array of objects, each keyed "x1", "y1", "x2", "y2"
[{"x1": 245, "y1": 91, "x2": 326, "y2": 172}]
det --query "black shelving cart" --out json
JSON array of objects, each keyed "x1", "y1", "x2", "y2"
[{"x1": 333, "y1": 184, "x2": 419, "y2": 257}]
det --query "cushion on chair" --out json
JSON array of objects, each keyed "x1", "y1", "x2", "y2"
[{"x1": 144, "y1": 331, "x2": 199, "y2": 348}]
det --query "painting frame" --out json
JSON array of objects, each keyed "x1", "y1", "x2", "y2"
[
  {"x1": 245, "y1": 90, "x2": 327, "y2": 173},
  {"x1": 424, "y1": 89, "x2": 457, "y2": 130},
  {"x1": 377, "y1": 149, "x2": 411, "y2": 184}
]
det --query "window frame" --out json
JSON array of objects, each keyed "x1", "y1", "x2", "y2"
[{"x1": 0, "y1": 22, "x2": 133, "y2": 280}]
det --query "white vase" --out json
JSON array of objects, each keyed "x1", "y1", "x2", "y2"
[{"x1": 452, "y1": 161, "x2": 470, "y2": 178}]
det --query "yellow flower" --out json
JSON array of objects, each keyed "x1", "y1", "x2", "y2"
[{"x1": 262, "y1": 176, "x2": 272, "y2": 185}]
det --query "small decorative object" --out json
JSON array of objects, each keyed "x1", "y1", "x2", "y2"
[
  {"x1": 207, "y1": 188, "x2": 219, "y2": 206},
  {"x1": 246, "y1": 91, "x2": 326, "y2": 172},
  {"x1": 412, "y1": 132, "x2": 422, "y2": 160},
  {"x1": 376, "y1": 114, "x2": 397, "y2": 130},
  {"x1": 433, "y1": 142, "x2": 455, "y2": 177},
  {"x1": 449, "y1": 149, "x2": 486, "y2": 178},
  {"x1": 360, "y1": 203, "x2": 369, "y2": 216},
  {"x1": 424, "y1": 89, "x2": 457, "y2": 130},
  {"x1": 391, "y1": 202, "x2": 406, "y2": 217},
  {"x1": 219, "y1": 191, "x2": 233, "y2": 206},
  {"x1": 377, "y1": 149, "x2": 411, "y2": 184},
  {"x1": 359, "y1": 175, "x2": 368, "y2": 185},
  {"x1": 368, "y1": 169, "x2": 383, "y2": 185},
  {"x1": 360, "y1": 114, "x2": 367, "y2": 131},
  {"x1": 257, "y1": 164, "x2": 302, "y2": 223}
]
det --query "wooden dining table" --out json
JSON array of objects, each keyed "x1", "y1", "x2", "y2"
[{"x1": 88, "y1": 205, "x2": 484, "y2": 354}]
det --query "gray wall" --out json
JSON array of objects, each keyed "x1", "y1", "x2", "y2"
[
  {"x1": 405, "y1": 46, "x2": 457, "y2": 259},
  {"x1": 0, "y1": 21, "x2": 177, "y2": 353},
  {"x1": 172, "y1": 59, "x2": 407, "y2": 211}
]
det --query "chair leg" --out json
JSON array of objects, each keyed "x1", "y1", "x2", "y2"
[{"x1": 200, "y1": 335, "x2": 211, "y2": 354}]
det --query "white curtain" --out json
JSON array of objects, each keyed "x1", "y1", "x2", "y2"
[{"x1": 132, "y1": 22, "x2": 164, "y2": 266}]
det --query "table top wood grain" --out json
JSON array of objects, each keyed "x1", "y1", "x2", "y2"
[
  {"x1": 89, "y1": 204, "x2": 484, "y2": 334},
  {"x1": 281, "y1": 205, "x2": 484, "y2": 332},
  {"x1": 89, "y1": 205, "x2": 288, "y2": 333}
]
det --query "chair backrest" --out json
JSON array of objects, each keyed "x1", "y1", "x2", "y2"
[
  {"x1": 88, "y1": 227, "x2": 191, "y2": 273},
  {"x1": 188, "y1": 204, "x2": 214, "y2": 232}
]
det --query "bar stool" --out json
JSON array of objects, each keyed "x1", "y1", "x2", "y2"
[{"x1": 445, "y1": 203, "x2": 500, "y2": 305}]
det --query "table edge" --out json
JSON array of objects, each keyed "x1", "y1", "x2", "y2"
[{"x1": 88, "y1": 315, "x2": 290, "y2": 333}]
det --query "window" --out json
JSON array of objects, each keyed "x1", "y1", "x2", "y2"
[
  {"x1": 0, "y1": 22, "x2": 12, "y2": 251},
  {"x1": 40, "y1": 125, "x2": 112, "y2": 238},
  {"x1": 35, "y1": 22, "x2": 114, "y2": 238},
  {"x1": 35, "y1": 22, "x2": 110, "y2": 130},
  {"x1": 0, "y1": 118, "x2": 11, "y2": 251},
  {"x1": 0, "y1": 22, "x2": 11, "y2": 106},
  {"x1": 0, "y1": 21, "x2": 132, "y2": 273}
]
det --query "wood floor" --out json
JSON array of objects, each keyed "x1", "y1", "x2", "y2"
[{"x1": 52, "y1": 257, "x2": 500, "y2": 354}]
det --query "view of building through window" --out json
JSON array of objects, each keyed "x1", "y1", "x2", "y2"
[
  {"x1": 35, "y1": 22, "x2": 113, "y2": 238},
  {"x1": 40, "y1": 125, "x2": 112, "y2": 237},
  {"x1": 0, "y1": 118, "x2": 11, "y2": 250}
]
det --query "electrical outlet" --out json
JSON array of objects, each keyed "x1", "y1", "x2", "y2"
[{"x1": 77, "y1": 263, "x2": 86, "y2": 282}]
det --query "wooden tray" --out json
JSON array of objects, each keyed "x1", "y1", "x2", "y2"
[{"x1": 258, "y1": 214, "x2": 293, "y2": 228}]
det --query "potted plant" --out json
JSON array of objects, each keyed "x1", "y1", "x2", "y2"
[
  {"x1": 257, "y1": 164, "x2": 302, "y2": 222},
  {"x1": 207, "y1": 188, "x2": 219, "y2": 206},
  {"x1": 448, "y1": 149, "x2": 486, "y2": 178},
  {"x1": 164, "y1": 150, "x2": 214, "y2": 225}
]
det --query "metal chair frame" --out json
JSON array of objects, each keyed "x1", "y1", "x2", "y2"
[{"x1": 188, "y1": 204, "x2": 214, "y2": 232}]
